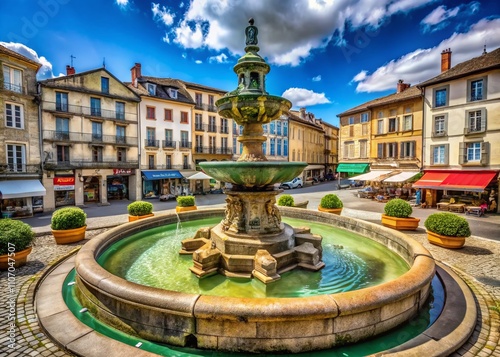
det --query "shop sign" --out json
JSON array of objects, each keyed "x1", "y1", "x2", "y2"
[
  {"x1": 53, "y1": 177, "x2": 75, "y2": 185},
  {"x1": 114, "y1": 168, "x2": 134, "y2": 175},
  {"x1": 54, "y1": 185, "x2": 74, "y2": 191}
]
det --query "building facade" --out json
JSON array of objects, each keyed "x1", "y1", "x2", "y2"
[
  {"x1": 319, "y1": 119, "x2": 340, "y2": 178},
  {"x1": 0, "y1": 45, "x2": 44, "y2": 218},
  {"x1": 40, "y1": 66, "x2": 140, "y2": 210},
  {"x1": 414, "y1": 47, "x2": 500, "y2": 211}
]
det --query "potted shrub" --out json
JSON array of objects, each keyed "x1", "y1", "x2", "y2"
[
  {"x1": 318, "y1": 194, "x2": 343, "y2": 215},
  {"x1": 176, "y1": 195, "x2": 197, "y2": 213},
  {"x1": 277, "y1": 194, "x2": 308, "y2": 209},
  {"x1": 0, "y1": 219, "x2": 35, "y2": 270},
  {"x1": 381, "y1": 198, "x2": 420, "y2": 231},
  {"x1": 51, "y1": 207, "x2": 87, "y2": 244},
  {"x1": 424, "y1": 212, "x2": 471, "y2": 248},
  {"x1": 127, "y1": 201, "x2": 154, "y2": 222}
]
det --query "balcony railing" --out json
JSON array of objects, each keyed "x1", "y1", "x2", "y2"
[
  {"x1": 194, "y1": 146, "x2": 232, "y2": 154},
  {"x1": 194, "y1": 123, "x2": 206, "y2": 131},
  {"x1": 43, "y1": 130, "x2": 138, "y2": 146},
  {"x1": 144, "y1": 164, "x2": 193, "y2": 170},
  {"x1": 3, "y1": 81, "x2": 22, "y2": 93},
  {"x1": 45, "y1": 159, "x2": 138, "y2": 169},
  {"x1": 0, "y1": 163, "x2": 41, "y2": 174},
  {"x1": 220, "y1": 127, "x2": 229, "y2": 134},
  {"x1": 145, "y1": 139, "x2": 160, "y2": 148},
  {"x1": 194, "y1": 103, "x2": 217, "y2": 112},
  {"x1": 42, "y1": 101, "x2": 137, "y2": 121},
  {"x1": 179, "y1": 141, "x2": 192, "y2": 149},
  {"x1": 162, "y1": 140, "x2": 176, "y2": 149},
  {"x1": 431, "y1": 130, "x2": 447, "y2": 138},
  {"x1": 207, "y1": 125, "x2": 218, "y2": 133}
]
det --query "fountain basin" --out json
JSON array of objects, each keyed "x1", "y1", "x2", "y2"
[
  {"x1": 199, "y1": 161, "x2": 307, "y2": 187},
  {"x1": 74, "y1": 208, "x2": 435, "y2": 354},
  {"x1": 216, "y1": 94, "x2": 292, "y2": 125}
]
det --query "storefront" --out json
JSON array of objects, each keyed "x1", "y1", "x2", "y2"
[
  {"x1": 0, "y1": 179, "x2": 46, "y2": 218},
  {"x1": 107, "y1": 169, "x2": 134, "y2": 200},
  {"x1": 336, "y1": 163, "x2": 370, "y2": 177},
  {"x1": 141, "y1": 170, "x2": 186, "y2": 199},
  {"x1": 53, "y1": 176, "x2": 76, "y2": 207}
]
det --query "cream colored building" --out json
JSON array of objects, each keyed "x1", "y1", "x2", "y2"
[
  {"x1": 0, "y1": 45, "x2": 44, "y2": 218},
  {"x1": 319, "y1": 120, "x2": 339, "y2": 177},
  {"x1": 40, "y1": 66, "x2": 140, "y2": 210},
  {"x1": 415, "y1": 47, "x2": 500, "y2": 210}
]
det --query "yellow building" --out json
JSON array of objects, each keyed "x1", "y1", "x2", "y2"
[
  {"x1": 319, "y1": 120, "x2": 339, "y2": 178},
  {"x1": 40, "y1": 66, "x2": 140, "y2": 210},
  {"x1": 0, "y1": 44, "x2": 43, "y2": 218}
]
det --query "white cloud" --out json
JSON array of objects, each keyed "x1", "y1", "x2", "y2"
[
  {"x1": 352, "y1": 18, "x2": 500, "y2": 93},
  {"x1": 0, "y1": 42, "x2": 55, "y2": 79},
  {"x1": 152, "y1": 0, "x2": 436, "y2": 67},
  {"x1": 420, "y1": 2, "x2": 479, "y2": 33},
  {"x1": 282, "y1": 87, "x2": 331, "y2": 107},
  {"x1": 209, "y1": 53, "x2": 228, "y2": 63},
  {"x1": 162, "y1": 32, "x2": 170, "y2": 43},
  {"x1": 195, "y1": 60, "x2": 202, "y2": 64},
  {"x1": 116, "y1": 0, "x2": 128, "y2": 7},
  {"x1": 312, "y1": 75, "x2": 321, "y2": 82},
  {"x1": 151, "y1": 3, "x2": 174, "y2": 26}
]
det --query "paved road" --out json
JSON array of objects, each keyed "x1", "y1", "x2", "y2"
[{"x1": 23, "y1": 180, "x2": 500, "y2": 242}]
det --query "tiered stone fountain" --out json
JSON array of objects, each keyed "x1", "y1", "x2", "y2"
[{"x1": 181, "y1": 18, "x2": 324, "y2": 283}]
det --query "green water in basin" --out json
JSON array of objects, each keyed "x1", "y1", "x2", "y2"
[{"x1": 98, "y1": 217, "x2": 409, "y2": 298}]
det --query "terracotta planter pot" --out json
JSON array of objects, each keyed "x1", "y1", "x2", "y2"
[
  {"x1": 427, "y1": 230, "x2": 466, "y2": 249},
  {"x1": 0, "y1": 246, "x2": 32, "y2": 270},
  {"x1": 52, "y1": 226, "x2": 87, "y2": 245},
  {"x1": 176, "y1": 206, "x2": 197, "y2": 213},
  {"x1": 318, "y1": 206, "x2": 342, "y2": 215},
  {"x1": 381, "y1": 214, "x2": 420, "y2": 231},
  {"x1": 128, "y1": 213, "x2": 154, "y2": 222}
]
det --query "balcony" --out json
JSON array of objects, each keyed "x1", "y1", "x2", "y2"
[
  {"x1": 194, "y1": 146, "x2": 232, "y2": 155},
  {"x1": 179, "y1": 141, "x2": 192, "y2": 150},
  {"x1": 144, "y1": 164, "x2": 193, "y2": 170},
  {"x1": 220, "y1": 127, "x2": 229, "y2": 134},
  {"x1": 431, "y1": 130, "x2": 447, "y2": 138},
  {"x1": 0, "y1": 163, "x2": 41, "y2": 177},
  {"x1": 195, "y1": 123, "x2": 206, "y2": 132},
  {"x1": 42, "y1": 101, "x2": 137, "y2": 122},
  {"x1": 43, "y1": 130, "x2": 138, "y2": 146},
  {"x1": 464, "y1": 127, "x2": 485, "y2": 135},
  {"x1": 194, "y1": 103, "x2": 218, "y2": 112},
  {"x1": 45, "y1": 159, "x2": 139, "y2": 169},
  {"x1": 162, "y1": 140, "x2": 176, "y2": 149},
  {"x1": 145, "y1": 139, "x2": 160, "y2": 148},
  {"x1": 207, "y1": 125, "x2": 218, "y2": 133},
  {"x1": 3, "y1": 81, "x2": 22, "y2": 94}
]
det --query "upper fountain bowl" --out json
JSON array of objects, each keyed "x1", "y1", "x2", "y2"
[
  {"x1": 199, "y1": 161, "x2": 307, "y2": 188},
  {"x1": 216, "y1": 94, "x2": 292, "y2": 125}
]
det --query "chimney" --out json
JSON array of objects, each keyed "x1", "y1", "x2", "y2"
[
  {"x1": 66, "y1": 65, "x2": 75, "y2": 75},
  {"x1": 397, "y1": 79, "x2": 410, "y2": 93},
  {"x1": 131, "y1": 63, "x2": 141, "y2": 87},
  {"x1": 441, "y1": 48, "x2": 452, "y2": 72},
  {"x1": 299, "y1": 107, "x2": 306, "y2": 119}
]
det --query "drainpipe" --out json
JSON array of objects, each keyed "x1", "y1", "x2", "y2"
[
  {"x1": 420, "y1": 87, "x2": 425, "y2": 174},
  {"x1": 37, "y1": 82, "x2": 43, "y2": 173},
  {"x1": 137, "y1": 100, "x2": 142, "y2": 200}
]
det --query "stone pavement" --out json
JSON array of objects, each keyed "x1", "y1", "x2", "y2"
[{"x1": 1, "y1": 203, "x2": 499, "y2": 356}]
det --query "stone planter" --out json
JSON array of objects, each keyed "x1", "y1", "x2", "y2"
[
  {"x1": 176, "y1": 206, "x2": 197, "y2": 213},
  {"x1": 293, "y1": 201, "x2": 309, "y2": 209},
  {"x1": 52, "y1": 226, "x2": 87, "y2": 245},
  {"x1": 381, "y1": 214, "x2": 420, "y2": 231},
  {"x1": 318, "y1": 206, "x2": 342, "y2": 215},
  {"x1": 427, "y1": 230, "x2": 466, "y2": 249},
  {"x1": 128, "y1": 213, "x2": 154, "y2": 222},
  {"x1": 0, "y1": 246, "x2": 32, "y2": 270}
]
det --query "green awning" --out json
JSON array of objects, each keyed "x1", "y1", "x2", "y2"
[{"x1": 336, "y1": 163, "x2": 369, "y2": 173}]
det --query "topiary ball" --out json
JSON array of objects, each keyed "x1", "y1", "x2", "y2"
[
  {"x1": 51, "y1": 207, "x2": 87, "y2": 230},
  {"x1": 0, "y1": 219, "x2": 35, "y2": 254},
  {"x1": 127, "y1": 201, "x2": 154, "y2": 216},
  {"x1": 277, "y1": 194, "x2": 294, "y2": 207},
  {"x1": 424, "y1": 212, "x2": 471, "y2": 237},
  {"x1": 384, "y1": 198, "x2": 413, "y2": 218},
  {"x1": 320, "y1": 194, "x2": 343, "y2": 209}
]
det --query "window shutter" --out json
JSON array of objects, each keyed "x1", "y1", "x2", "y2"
[
  {"x1": 396, "y1": 117, "x2": 399, "y2": 132},
  {"x1": 480, "y1": 142, "x2": 489, "y2": 165},
  {"x1": 458, "y1": 142, "x2": 465, "y2": 164},
  {"x1": 411, "y1": 141, "x2": 416, "y2": 158},
  {"x1": 481, "y1": 109, "x2": 487, "y2": 132},
  {"x1": 400, "y1": 142, "x2": 404, "y2": 158},
  {"x1": 377, "y1": 143, "x2": 383, "y2": 158},
  {"x1": 444, "y1": 144, "x2": 449, "y2": 165},
  {"x1": 394, "y1": 143, "x2": 398, "y2": 158},
  {"x1": 430, "y1": 145, "x2": 435, "y2": 164}
]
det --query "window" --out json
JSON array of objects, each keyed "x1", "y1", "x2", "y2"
[
  {"x1": 400, "y1": 141, "x2": 415, "y2": 158},
  {"x1": 91, "y1": 147, "x2": 101, "y2": 162},
  {"x1": 270, "y1": 138, "x2": 276, "y2": 156},
  {"x1": 277, "y1": 138, "x2": 282, "y2": 156},
  {"x1": 116, "y1": 126, "x2": 125, "y2": 143},
  {"x1": 387, "y1": 143, "x2": 397, "y2": 158},
  {"x1": 403, "y1": 114, "x2": 413, "y2": 131},
  {"x1": 433, "y1": 114, "x2": 447, "y2": 136},
  {"x1": 344, "y1": 142, "x2": 354, "y2": 159},
  {"x1": 277, "y1": 121, "x2": 282, "y2": 135},
  {"x1": 377, "y1": 143, "x2": 384, "y2": 158},
  {"x1": 3, "y1": 65, "x2": 22, "y2": 93},
  {"x1": 7, "y1": 144, "x2": 25, "y2": 172},
  {"x1": 360, "y1": 140, "x2": 367, "y2": 158},
  {"x1": 361, "y1": 113, "x2": 369, "y2": 123},
  {"x1": 263, "y1": 124, "x2": 268, "y2": 134},
  {"x1": 221, "y1": 137, "x2": 228, "y2": 152},
  {"x1": 180, "y1": 111, "x2": 189, "y2": 123},
  {"x1": 405, "y1": 106, "x2": 412, "y2": 114},
  {"x1": 208, "y1": 116, "x2": 216, "y2": 132},
  {"x1": 430, "y1": 144, "x2": 448, "y2": 165},
  {"x1": 283, "y1": 121, "x2": 288, "y2": 136},
  {"x1": 361, "y1": 123, "x2": 369, "y2": 136},
  {"x1": 377, "y1": 111, "x2": 383, "y2": 119},
  {"x1": 164, "y1": 109, "x2": 173, "y2": 121},
  {"x1": 115, "y1": 102, "x2": 125, "y2": 120},
  {"x1": 180, "y1": 131, "x2": 189, "y2": 148},
  {"x1": 240, "y1": 142, "x2": 243, "y2": 154},
  {"x1": 220, "y1": 118, "x2": 228, "y2": 133},
  {"x1": 166, "y1": 155, "x2": 172, "y2": 169},
  {"x1": 56, "y1": 92, "x2": 68, "y2": 111},
  {"x1": 101, "y1": 77, "x2": 109, "y2": 94},
  {"x1": 270, "y1": 122, "x2": 275, "y2": 134},
  {"x1": 148, "y1": 155, "x2": 155, "y2": 169},
  {"x1": 57, "y1": 145, "x2": 70, "y2": 164},
  {"x1": 208, "y1": 95, "x2": 215, "y2": 109},
  {"x1": 164, "y1": 129, "x2": 173, "y2": 147},
  {"x1": 466, "y1": 108, "x2": 486, "y2": 134},
  {"x1": 195, "y1": 93, "x2": 202, "y2": 106},
  {"x1": 146, "y1": 128, "x2": 156, "y2": 147},
  {"x1": 183, "y1": 155, "x2": 189, "y2": 169},
  {"x1": 168, "y1": 88, "x2": 178, "y2": 99},
  {"x1": 467, "y1": 142, "x2": 481, "y2": 162},
  {"x1": 56, "y1": 117, "x2": 70, "y2": 140},
  {"x1": 146, "y1": 106, "x2": 156, "y2": 119},
  {"x1": 92, "y1": 122, "x2": 103, "y2": 141},
  {"x1": 233, "y1": 138, "x2": 237, "y2": 154},
  {"x1": 389, "y1": 109, "x2": 397, "y2": 116},
  {"x1": 377, "y1": 119, "x2": 384, "y2": 134},
  {"x1": 147, "y1": 83, "x2": 156, "y2": 96},
  {"x1": 262, "y1": 141, "x2": 267, "y2": 155},
  {"x1": 90, "y1": 97, "x2": 101, "y2": 116},
  {"x1": 117, "y1": 148, "x2": 126, "y2": 162},
  {"x1": 283, "y1": 139, "x2": 288, "y2": 156},
  {"x1": 388, "y1": 117, "x2": 398, "y2": 133},
  {"x1": 5, "y1": 102, "x2": 23, "y2": 128},
  {"x1": 459, "y1": 142, "x2": 488, "y2": 165},
  {"x1": 469, "y1": 78, "x2": 485, "y2": 101},
  {"x1": 195, "y1": 135, "x2": 203, "y2": 152},
  {"x1": 434, "y1": 86, "x2": 448, "y2": 107},
  {"x1": 195, "y1": 113, "x2": 203, "y2": 130},
  {"x1": 209, "y1": 136, "x2": 216, "y2": 153},
  {"x1": 348, "y1": 116, "x2": 354, "y2": 125}
]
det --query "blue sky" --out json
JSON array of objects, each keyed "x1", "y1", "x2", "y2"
[{"x1": 1, "y1": 0, "x2": 499, "y2": 126}]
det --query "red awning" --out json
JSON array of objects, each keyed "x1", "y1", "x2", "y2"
[
  {"x1": 413, "y1": 171, "x2": 497, "y2": 192},
  {"x1": 440, "y1": 172, "x2": 496, "y2": 192},
  {"x1": 412, "y1": 172, "x2": 449, "y2": 189}
]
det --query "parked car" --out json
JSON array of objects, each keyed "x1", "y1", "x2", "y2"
[{"x1": 280, "y1": 177, "x2": 303, "y2": 189}]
